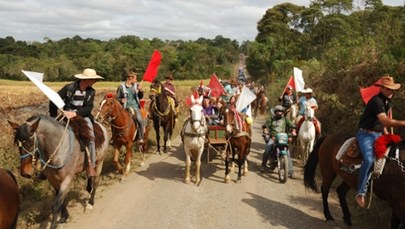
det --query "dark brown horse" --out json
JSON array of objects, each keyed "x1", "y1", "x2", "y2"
[
  {"x1": 150, "y1": 81, "x2": 176, "y2": 154},
  {"x1": 96, "y1": 94, "x2": 145, "y2": 178},
  {"x1": 222, "y1": 105, "x2": 252, "y2": 183},
  {"x1": 304, "y1": 134, "x2": 405, "y2": 228},
  {"x1": 0, "y1": 168, "x2": 20, "y2": 229},
  {"x1": 8, "y1": 114, "x2": 108, "y2": 229},
  {"x1": 251, "y1": 88, "x2": 268, "y2": 118}
]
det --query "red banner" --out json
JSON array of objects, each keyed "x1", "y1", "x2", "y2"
[
  {"x1": 208, "y1": 74, "x2": 225, "y2": 97},
  {"x1": 360, "y1": 79, "x2": 382, "y2": 104},
  {"x1": 143, "y1": 50, "x2": 162, "y2": 82},
  {"x1": 185, "y1": 90, "x2": 200, "y2": 107}
]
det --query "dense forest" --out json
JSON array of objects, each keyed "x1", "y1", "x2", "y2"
[{"x1": 0, "y1": 0, "x2": 404, "y2": 134}]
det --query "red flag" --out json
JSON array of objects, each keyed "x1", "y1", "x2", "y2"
[
  {"x1": 208, "y1": 74, "x2": 225, "y2": 97},
  {"x1": 185, "y1": 90, "x2": 200, "y2": 107},
  {"x1": 360, "y1": 79, "x2": 382, "y2": 104},
  {"x1": 143, "y1": 50, "x2": 162, "y2": 82}
]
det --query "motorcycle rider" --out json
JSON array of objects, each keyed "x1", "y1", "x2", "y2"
[{"x1": 260, "y1": 105, "x2": 296, "y2": 177}]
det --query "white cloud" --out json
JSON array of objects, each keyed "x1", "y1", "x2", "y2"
[{"x1": 0, "y1": 0, "x2": 402, "y2": 43}]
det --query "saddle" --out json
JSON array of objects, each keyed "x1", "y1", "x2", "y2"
[
  {"x1": 335, "y1": 137, "x2": 362, "y2": 174},
  {"x1": 296, "y1": 117, "x2": 321, "y2": 135}
]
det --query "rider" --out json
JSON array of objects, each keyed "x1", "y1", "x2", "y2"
[
  {"x1": 116, "y1": 71, "x2": 145, "y2": 143},
  {"x1": 163, "y1": 75, "x2": 179, "y2": 118},
  {"x1": 296, "y1": 88, "x2": 321, "y2": 135},
  {"x1": 355, "y1": 76, "x2": 405, "y2": 208},
  {"x1": 279, "y1": 85, "x2": 296, "y2": 117},
  {"x1": 260, "y1": 105, "x2": 296, "y2": 177},
  {"x1": 49, "y1": 68, "x2": 103, "y2": 178}
]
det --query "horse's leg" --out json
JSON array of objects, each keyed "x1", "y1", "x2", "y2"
[
  {"x1": 321, "y1": 175, "x2": 336, "y2": 222},
  {"x1": 236, "y1": 149, "x2": 244, "y2": 183},
  {"x1": 87, "y1": 160, "x2": 104, "y2": 208},
  {"x1": 112, "y1": 147, "x2": 123, "y2": 173},
  {"x1": 195, "y1": 149, "x2": 202, "y2": 185},
  {"x1": 390, "y1": 212, "x2": 401, "y2": 229},
  {"x1": 243, "y1": 152, "x2": 249, "y2": 176},
  {"x1": 185, "y1": 149, "x2": 191, "y2": 183},
  {"x1": 224, "y1": 147, "x2": 231, "y2": 183},
  {"x1": 138, "y1": 143, "x2": 145, "y2": 167},
  {"x1": 123, "y1": 142, "x2": 133, "y2": 177},
  {"x1": 51, "y1": 178, "x2": 72, "y2": 228},
  {"x1": 336, "y1": 181, "x2": 352, "y2": 226},
  {"x1": 154, "y1": 121, "x2": 161, "y2": 155},
  {"x1": 163, "y1": 126, "x2": 169, "y2": 153}
]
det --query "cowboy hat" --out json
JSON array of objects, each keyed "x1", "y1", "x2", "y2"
[
  {"x1": 374, "y1": 76, "x2": 401, "y2": 90},
  {"x1": 301, "y1": 88, "x2": 313, "y2": 94},
  {"x1": 74, "y1": 68, "x2": 104, "y2": 80},
  {"x1": 165, "y1": 75, "x2": 174, "y2": 80}
]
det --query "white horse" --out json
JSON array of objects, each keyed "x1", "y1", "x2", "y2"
[
  {"x1": 298, "y1": 105, "x2": 316, "y2": 164},
  {"x1": 181, "y1": 95, "x2": 208, "y2": 185}
]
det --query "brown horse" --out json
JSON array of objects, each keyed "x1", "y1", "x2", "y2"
[
  {"x1": 304, "y1": 134, "x2": 405, "y2": 228},
  {"x1": 222, "y1": 105, "x2": 252, "y2": 183},
  {"x1": 150, "y1": 81, "x2": 176, "y2": 154},
  {"x1": 0, "y1": 168, "x2": 20, "y2": 229},
  {"x1": 96, "y1": 94, "x2": 145, "y2": 177},
  {"x1": 251, "y1": 88, "x2": 268, "y2": 118},
  {"x1": 8, "y1": 114, "x2": 108, "y2": 229}
]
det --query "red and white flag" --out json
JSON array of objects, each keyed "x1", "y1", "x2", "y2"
[{"x1": 293, "y1": 67, "x2": 305, "y2": 92}]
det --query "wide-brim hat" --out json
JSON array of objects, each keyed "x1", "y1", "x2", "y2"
[
  {"x1": 166, "y1": 75, "x2": 174, "y2": 80},
  {"x1": 301, "y1": 88, "x2": 313, "y2": 94},
  {"x1": 374, "y1": 76, "x2": 401, "y2": 90},
  {"x1": 74, "y1": 68, "x2": 104, "y2": 80}
]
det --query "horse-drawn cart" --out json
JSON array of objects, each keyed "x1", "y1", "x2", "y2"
[{"x1": 205, "y1": 125, "x2": 228, "y2": 163}]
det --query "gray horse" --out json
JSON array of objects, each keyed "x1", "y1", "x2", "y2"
[{"x1": 9, "y1": 114, "x2": 108, "y2": 229}]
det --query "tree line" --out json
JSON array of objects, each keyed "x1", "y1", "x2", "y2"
[{"x1": 0, "y1": 0, "x2": 404, "y2": 134}]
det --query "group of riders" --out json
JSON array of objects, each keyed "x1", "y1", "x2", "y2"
[{"x1": 50, "y1": 67, "x2": 404, "y2": 209}]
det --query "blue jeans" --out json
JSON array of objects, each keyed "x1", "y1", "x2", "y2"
[
  {"x1": 84, "y1": 117, "x2": 96, "y2": 167},
  {"x1": 262, "y1": 139, "x2": 293, "y2": 175},
  {"x1": 356, "y1": 129, "x2": 381, "y2": 196}
]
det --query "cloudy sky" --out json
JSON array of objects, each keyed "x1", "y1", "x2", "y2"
[{"x1": 0, "y1": 0, "x2": 402, "y2": 43}]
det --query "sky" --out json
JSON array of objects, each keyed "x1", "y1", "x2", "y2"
[{"x1": 0, "y1": 0, "x2": 402, "y2": 44}]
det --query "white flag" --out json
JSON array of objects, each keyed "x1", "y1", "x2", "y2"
[
  {"x1": 293, "y1": 67, "x2": 305, "y2": 92},
  {"x1": 22, "y1": 70, "x2": 65, "y2": 109},
  {"x1": 236, "y1": 86, "x2": 256, "y2": 112}
]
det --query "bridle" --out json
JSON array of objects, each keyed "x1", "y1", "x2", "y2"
[{"x1": 98, "y1": 99, "x2": 132, "y2": 129}]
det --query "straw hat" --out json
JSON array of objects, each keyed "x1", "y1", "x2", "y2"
[
  {"x1": 74, "y1": 68, "x2": 104, "y2": 80},
  {"x1": 301, "y1": 88, "x2": 313, "y2": 94},
  {"x1": 374, "y1": 76, "x2": 401, "y2": 90},
  {"x1": 166, "y1": 75, "x2": 174, "y2": 80}
]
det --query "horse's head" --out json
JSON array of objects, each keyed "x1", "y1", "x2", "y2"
[
  {"x1": 8, "y1": 116, "x2": 41, "y2": 178},
  {"x1": 222, "y1": 106, "x2": 238, "y2": 134},
  {"x1": 304, "y1": 104, "x2": 315, "y2": 121},
  {"x1": 96, "y1": 93, "x2": 119, "y2": 123},
  {"x1": 189, "y1": 95, "x2": 204, "y2": 130},
  {"x1": 149, "y1": 80, "x2": 163, "y2": 101}
]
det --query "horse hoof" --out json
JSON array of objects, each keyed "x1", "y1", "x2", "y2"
[
  {"x1": 224, "y1": 176, "x2": 230, "y2": 183},
  {"x1": 140, "y1": 161, "x2": 145, "y2": 167},
  {"x1": 86, "y1": 203, "x2": 94, "y2": 210},
  {"x1": 243, "y1": 171, "x2": 248, "y2": 176}
]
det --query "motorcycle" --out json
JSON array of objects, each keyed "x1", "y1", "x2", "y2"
[{"x1": 262, "y1": 131, "x2": 290, "y2": 183}]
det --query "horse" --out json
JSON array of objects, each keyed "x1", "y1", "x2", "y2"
[
  {"x1": 96, "y1": 93, "x2": 145, "y2": 178},
  {"x1": 150, "y1": 81, "x2": 176, "y2": 154},
  {"x1": 0, "y1": 168, "x2": 20, "y2": 229},
  {"x1": 304, "y1": 134, "x2": 405, "y2": 228},
  {"x1": 8, "y1": 114, "x2": 108, "y2": 229},
  {"x1": 298, "y1": 105, "x2": 316, "y2": 163},
  {"x1": 181, "y1": 95, "x2": 207, "y2": 185},
  {"x1": 251, "y1": 88, "x2": 268, "y2": 118},
  {"x1": 222, "y1": 105, "x2": 252, "y2": 183},
  {"x1": 285, "y1": 103, "x2": 298, "y2": 124}
]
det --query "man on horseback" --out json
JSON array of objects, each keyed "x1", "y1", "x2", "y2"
[
  {"x1": 296, "y1": 88, "x2": 321, "y2": 135},
  {"x1": 279, "y1": 85, "x2": 296, "y2": 118},
  {"x1": 355, "y1": 76, "x2": 405, "y2": 208},
  {"x1": 49, "y1": 68, "x2": 103, "y2": 178},
  {"x1": 260, "y1": 105, "x2": 295, "y2": 177},
  {"x1": 116, "y1": 71, "x2": 145, "y2": 143}
]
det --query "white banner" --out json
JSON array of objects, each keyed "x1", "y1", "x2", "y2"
[
  {"x1": 22, "y1": 70, "x2": 65, "y2": 109},
  {"x1": 293, "y1": 67, "x2": 305, "y2": 92},
  {"x1": 236, "y1": 86, "x2": 256, "y2": 112}
]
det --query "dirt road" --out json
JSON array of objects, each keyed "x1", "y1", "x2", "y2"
[{"x1": 58, "y1": 118, "x2": 369, "y2": 229}]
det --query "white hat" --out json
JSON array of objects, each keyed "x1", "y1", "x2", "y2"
[
  {"x1": 74, "y1": 68, "x2": 104, "y2": 80},
  {"x1": 301, "y1": 88, "x2": 313, "y2": 94}
]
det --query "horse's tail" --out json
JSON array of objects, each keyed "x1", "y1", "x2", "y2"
[{"x1": 303, "y1": 135, "x2": 327, "y2": 193}]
